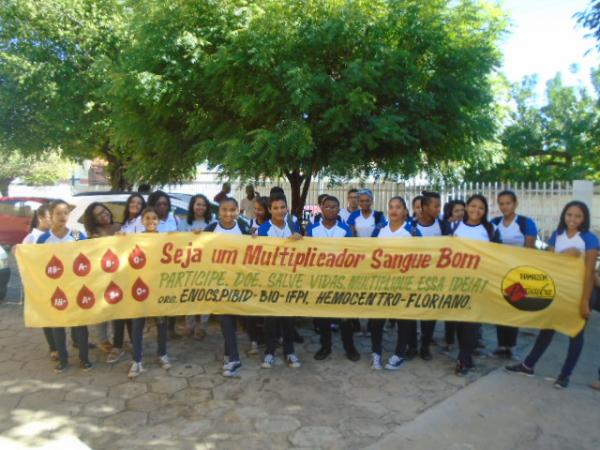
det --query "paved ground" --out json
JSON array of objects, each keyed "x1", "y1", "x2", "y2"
[{"x1": 1, "y1": 253, "x2": 599, "y2": 449}]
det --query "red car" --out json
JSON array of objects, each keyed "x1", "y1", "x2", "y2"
[{"x1": 0, "y1": 197, "x2": 55, "y2": 246}]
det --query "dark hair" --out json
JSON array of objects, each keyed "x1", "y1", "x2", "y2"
[
  {"x1": 421, "y1": 191, "x2": 441, "y2": 207},
  {"x1": 270, "y1": 186, "x2": 285, "y2": 197},
  {"x1": 497, "y1": 190, "x2": 517, "y2": 202},
  {"x1": 187, "y1": 194, "x2": 212, "y2": 225},
  {"x1": 388, "y1": 195, "x2": 408, "y2": 211},
  {"x1": 323, "y1": 195, "x2": 340, "y2": 207},
  {"x1": 411, "y1": 195, "x2": 424, "y2": 217},
  {"x1": 83, "y1": 202, "x2": 113, "y2": 235},
  {"x1": 29, "y1": 203, "x2": 52, "y2": 232},
  {"x1": 269, "y1": 194, "x2": 288, "y2": 207},
  {"x1": 141, "y1": 207, "x2": 159, "y2": 219},
  {"x1": 317, "y1": 194, "x2": 329, "y2": 205},
  {"x1": 443, "y1": 199, "x2": 465, "y2": 222},
  {"x1": 123, "y1": 193, "x2": 146, "y2": 223},
  {"x1": 254, "y1": 196, "x2": 271, "y2": 222},
  {"x1": 557, "y1": 201, "x2": 590, "y2": 233},
  {"x1": 147, "y1": 190, "x2": 171, "y2": 210},
  {"x1": 348, "y1": 188, "x2": 359, "y2": 195},
  {"x1": 465, "y1": 194, "x2": 494, "y2": 237},
  {"x1": 49, "y1": 200, "x2": 70, "y2": 214},
  {"x1": 219, "y1": 197, "x2": 239, "y2": 208}
]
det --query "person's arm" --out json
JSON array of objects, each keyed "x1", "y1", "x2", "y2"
[
  {"x1": 581, "y1": 248, "x2": 598, "y2": 319},
  {"x1": 525, "y1": 218, "x2": 537, "y2": 249}
]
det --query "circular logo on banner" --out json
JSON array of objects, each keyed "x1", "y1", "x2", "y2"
[{"x1": 501, "y1": 266, "x2": 556, "y2": 311}]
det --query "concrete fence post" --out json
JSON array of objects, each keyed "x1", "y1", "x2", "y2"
[{"x1": 572, "y1": 180, "x2": 594, "y2": 211}]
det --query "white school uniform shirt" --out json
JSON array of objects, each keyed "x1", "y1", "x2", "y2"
[
  {"x1": 121, "y1": 216, "x2": 145, "y2": 234},
  {"x1": 548, "y1": 230, "x2": 600, "y2": 255},
  {"x1": 213, "y1": 222, "x2": 243, "y2": 235},
  {"x1": 373, "y1": 222, "x2": 421, "y2": 238},
  {"x1": 177, "y1": 218, "x2": 212, "y2": 232},
  {"x1": 158, "y1": 213, "x2": 179, "y2": 232},
  {"x1": 416, "y1": 219, "x2": 443, "y2": 237},
  {"x1": 347, "y1": 210, "x2": 385, "y2": 238},
  {"x1": 492, "y1": 215, "x2": 537, "y2": 247},
  {"x1": 307, "y1": 221, "x2": 352, "y2": 238},
  {"x1": 257, "y1": 219, "x2": 301, "y2": 238},
  {"x1": 452, "y1": 221, "x2": 493, "y2": 242},
  {"x1": 22, "y1": 228, "x2": 45, "y2": 244},
  {"x1": 339, "y1": 207, "x2": 356, "y2": 224},
  {"x1": 37, "y1": 229, "x2": 87, "y2": 243}
]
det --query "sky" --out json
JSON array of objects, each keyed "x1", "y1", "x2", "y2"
[{"x1": 500, "y1": 0, "x2": 598, "y2": 99}]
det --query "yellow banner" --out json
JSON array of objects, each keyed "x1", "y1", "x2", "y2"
[{"x1": 16, "y1": 233, "x2": 585, "y2": 336}]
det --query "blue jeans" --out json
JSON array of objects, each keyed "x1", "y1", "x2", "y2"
[
  {"x1": 132, "y1": 317, "x2": 168, "y2": 363},
  {"x1": 524, "y1": 328, "x2": 585, "y2": 378},
  {"x1": 53, "y1": 326, "x2": 88, "y2": 363},
  {"x1": 220, "y1": 315, "x2": 240, "y2": 362}
]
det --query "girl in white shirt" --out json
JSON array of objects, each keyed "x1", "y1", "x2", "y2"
[
  {"x1": 451, "y1": 194, "x2": 500, "y2": 376},
  {"x1": 120, "y1": 193, "x2": 146, "y2": 234},
  {"x1": 347, "y1": 189, "x2": 386, "y2": 237}
]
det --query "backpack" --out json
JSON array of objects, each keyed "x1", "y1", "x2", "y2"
[{"x1": 204, "y1": 219, "x2": 251, "y2": 235}]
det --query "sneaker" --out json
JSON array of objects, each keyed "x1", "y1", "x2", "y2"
[
  {"x1": 261, "y1": 354, "x2": 275, "y2": 369},
  {"x1": 54, "y1": 360, "x2": 69, "y2": 373},
  {"x1": 107, "y1": 348, "x2": 124, "y2": 364},
  {"x1": 80, "y1": 360, "x2": 93, "y2": 372},
  {"x1": 49, "y1": 351, "x2": 59, "y2": 362},
  {"x1": 157, "y1": 354, "x2": 172, "y2": 370},
  {"x1": 455, "y1": 361, "x2": 469, "y2": 376},
  {"x1": 222, "y1": 355, "x2": 230, "y2": 368},
  {"x1": 345, "y1": 346, "x2": 361, "y2": 362},
  {"x1": 128, "y1": 361, "x2": 144, "y2": 379},
  {"x1": 554, "y1": 375, "x2": 570, "y2": 389},
  {"x1": 222, "y1": 360, "x2": 242, "y2": 377},
  {"x1": 370, "y1": 353, "x2": 383, "y2": 370},
  {"x1": 247, "y1": 341, "x2": 259, "y2": 356},
  {"x1": 286, "y1": 354, "x2": 301, "y2": 368},
  {"x1": 314, "y1": 347, "x2": 332, "y2": 361},
  {"x1": 405, "y1": 347, "x2": 418, "y2": 360},
  {"x1": 505, "y1": 362, "x2": 534, "y2": 377},
  {"x1": 420, "y1": 347, "x2": 432, "y2": 361},
  {"x1": 385, "y1": 354, "x2": 405, "y2": 370}
]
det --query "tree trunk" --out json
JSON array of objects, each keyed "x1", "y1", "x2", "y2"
[
  {"x1": 0, "y1": 177, "x2": 12, "y2": 196},
  {"x1": 98, "y1": 141, "x2": 133, "y2": 191},
  {"x1": 285, "y1": 170, "x2": 313, "y2": 220}
]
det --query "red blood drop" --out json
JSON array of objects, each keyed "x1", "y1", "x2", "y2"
[
  {"x1": 104, "y1": 281, "x2": 123, "y2": 305},
  {"x1": 73, "y1": 253, "x2": 92, "y2": 277},
  {"x1": 506, "y1": 282, "x2": 527, "y2": 302},
  {"x1": 46, "y1": 255, "x2": 64, "y2": 279},
  {"x1": 101, "y1": 249, "x2": 120, "y2": 273},
  {"x1": 128, "y1": 245, "x2": 147, "y2": 269},
  {"x1": 51, "y1": 287, "x2": 68, "y2": 310},
  {"x1": 131, "y1": 277, "x2": 150, "y2": 302},
  {"x1": 76, "y1": 285, "x2": 96, "y2": 309}
]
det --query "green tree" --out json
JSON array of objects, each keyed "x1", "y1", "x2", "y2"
[
  {"x1": 0, "y1": 149, "x2": 74, "y2": 195},
  {"x1": 0, "y1": 0, "x2": 133, "y2": 189},
  {"x1": 110, "y1": 0, "x2": 506, "y2": 215},
  {"x1": 576, "y1": 1, "x2": 600, "y2": 49},
  {"x1": 465, "y1": 72, "x2": 600, "y2": 182}
]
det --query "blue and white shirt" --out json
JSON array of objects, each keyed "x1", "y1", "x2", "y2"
[
  {"x1": 121, "y1": 216, "x2": 145, "y2": 234},
  {"x1": 452, "y1": 222, "x2": 496, "y2": 243},
  {"x1": 339, "y1": 207, "x2": 357, "y2": 224},
  {"x1": 373, "y1": 222, "x2": 421, "y2": 238},
  {"x1": 548, "y1": 230, "x2": 600, "y2": 255},
  {"x1": 416, "y1": 219, "x2": 443, "y2": 237},
  {"x1": 157, "y1": 213, "x2": 179, "y2": 232},
  {"x1": 257, "y1": 219, "x2": 301, "y2": 238},
  {"x1": 347, "y1": 210, "x2": 386, "y2": 237},
  {"x1": 307, "y1": 221, "x2": 352, "y2": 238},
  {"x1": 177, "y1": 218, "x2": 212, "y2": 232},
  {"x1": 37, "y1": 229, "x2": 87, "y2": 244},
  {"x1": 492, "y1": 215, "x2": 537, "y2": 247}
]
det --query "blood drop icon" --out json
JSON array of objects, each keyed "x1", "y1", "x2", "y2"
[
  {"x1": 73, "y1": 253, "x2": 92, "y2": 276},
  {"x1": 51, "y1": 287, "x2": 68, "y2": 310},
  {"x1": 46, "y1": 255, "x2": 64, "y2": 279},
  {"x1": 104, "y1": 281, "x2": 123, "y2": 305},
  {"x1": 77, "y1": 285, "x2": 96, "y2": 309},
  {"x1": 131, "y1": 278, "x2": 149, "y2": 302},
  {"x1": 101, "y1": 249, "x2": 120, "y2": 273},
  {"x1": 128, "y1": 245, "x2": 146, "y2": 269}
]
